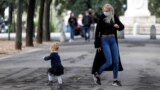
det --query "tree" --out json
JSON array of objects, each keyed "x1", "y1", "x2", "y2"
[
  {"x1": 15, "y1": 0, "x2": 23, "y2": 50},
  {"x1": 26, "y1": 0, "x2": 36, "y2": 46},
  {"x1": 67, "y1": 0, "x2": 89, "y2": 15},
  {"x1": 91, "y1": 0, "x2": 126, "y2": 16},
  {"x1": 0, "y1": 0, "x2": 8, "y2": 16},
  {"x1": 8, "y1": 3, "x2": 13, "y2": 25},
  {"x1": 54, "y1": 0, "x2": 126, "y2": 16},
  {"x1": 149, "y1": 0, "x2": 160, "y2": 18},
  {"x1": 36, "y1": 0, "x2": 45, "y2": 44},
  {"x1": 43, "y1": 0, "x2": 52, "y2": 41},
  {"x1": 54, "y1": 0, "x2": 88, "y2": 15},
  {"x1": 0, "y1": 0, "x2": 15, "y2": 17}
]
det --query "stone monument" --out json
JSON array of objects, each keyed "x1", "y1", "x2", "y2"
[
  {"x1": 125, "y1": 0, "x2": 150, "y2": 16},
  {"x1": 120, "y1": 0, "x2": 157, "y2": 35}
]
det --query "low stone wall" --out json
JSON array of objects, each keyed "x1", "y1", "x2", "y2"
[
  {"x1": 122, "y1": 24, "x2": 160, "y2": 35},
  {"x1": 120, "y1": 16, "x2": 160, "y2": 35}
]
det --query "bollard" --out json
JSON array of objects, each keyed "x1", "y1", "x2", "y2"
[
  {"x1": 150, "y1": 25, "x2": 156, "y2": 39},
  {"x1": 133, "y1": 23, "x2": 140, "y2": 36}
]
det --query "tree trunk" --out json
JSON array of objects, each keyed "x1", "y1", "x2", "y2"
[
  {"x1": 8, "y1": 3, "x2": 13, "y2": 25},
  {"x1": 43, "y1": 0, "x2": 52, "y2": 41},
  {"x1": 8, "y1": 3, "x2": 14, "y2": 40},
  {"x1": 0, "y1": 8, "x2": 5, "y2": 17},
  {"x1": 26, "y1": 0, "x2": 36, "y2": 46},
  {"x1": 15, "y1": 0, "x2": 23, "y2": 50},
  {"x1": 36, "y1": 0, "x2": 45, "y2": 44}
]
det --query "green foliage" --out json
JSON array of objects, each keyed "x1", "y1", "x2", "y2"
[
  {"x1": 0, "y1": 0, "x2": 15, "y2": 15},
  {"x1": 9, "y1": 23, "x2": 16, "y2": 33},
  {"x1": 50, "y1": 21, "x2": 55, "y2": 32},
  {"x1": 0, "y1": 0, "x2": 14, "y2": 8},
  {"x1": 69, "y1": 0, "x2": 88, "y2": 15},
  {"x1": 54, "y1": 0, "x2": 67, "y2": 15},
  {"x1": 92, "y1": 0, "x2": 126, "y2": 16},
  {"x1": 149, "y1": 0, "x2": 160, "y2": 18},
  {"x1": 54, "y1": 0, "x2": 126, "y2": 16}
]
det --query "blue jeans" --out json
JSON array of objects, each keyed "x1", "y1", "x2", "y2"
[
  {"x1": 84, "y1": 27, "x2": 91, "y2": 40},
  {"x1": 70, "y1": 26, "x2": 75, "y2": 40},
  {"x1": 99, "y1": 35, "x2": 119, "y2": 79}
]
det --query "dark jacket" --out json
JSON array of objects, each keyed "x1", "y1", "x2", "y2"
[
  {"x1": 44, "y1": 52, "x2": 62, "y2": 67},
  {"x1": 68, "y1": 16, "x2": 77, "y2": 27},
  {"x1": 91, "y1": 14, "x2": 124, "y2": 74},
  {"x1": 44, "y1": 52, "x2": 64, "y2": 76},
  {"x1": 82, "y1": 15, "x2": 92, "y2": 27}
]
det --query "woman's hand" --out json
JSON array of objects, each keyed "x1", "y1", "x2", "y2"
[
  {"x1": 96, "y1": 48, "x2": 101, "y2": 52},
  {"x1": 114, "y1": 24, "x2": 119, "y2": 29}
]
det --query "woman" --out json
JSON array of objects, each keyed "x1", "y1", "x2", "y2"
[{"x1": 91, "y1": 4, "x2": 124, "y2": 86}]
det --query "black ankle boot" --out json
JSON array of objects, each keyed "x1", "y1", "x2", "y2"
[{"x1": 94, "y1": 72, "x2": 101, "y2": 85}]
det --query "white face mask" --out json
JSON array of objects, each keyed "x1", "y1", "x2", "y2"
[{"x1": 103, "y1": 12, "x2": 110, "y2": 16}]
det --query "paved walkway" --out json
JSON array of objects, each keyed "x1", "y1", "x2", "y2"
[{"x1": 0, "y1": 37, "x2": 160, "y2": 90}]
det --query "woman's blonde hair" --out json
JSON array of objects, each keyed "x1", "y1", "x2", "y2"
[
  {"x1": 103, "y1": 4, "x2": 115, "y2": 23},
  {"x1": 50, "y1": 42, "x2": 60, "y2": 52}
]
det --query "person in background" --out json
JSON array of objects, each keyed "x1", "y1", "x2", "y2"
[
  {"x1": 88, "y1": 8, "x2": 97, "y2": 39},
  {"x1": 68, "y1": 12, "x2": 77, "y2": 42},
  {"x1": 82, "y1": 11, "x2": 92, "y2": 42}
]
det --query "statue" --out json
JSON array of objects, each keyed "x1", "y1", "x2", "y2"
[{"x1": 125, "y1": 0, "x2": 151, "y2": 16}]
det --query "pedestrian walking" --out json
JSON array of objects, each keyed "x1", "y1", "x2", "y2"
[
  {"x1": 68, "y1": 12, "x2": 77, "y2": 42},
  {"x1": 91, "y1": 4, "x2": 124, "y2": 86},
  {"x1": 88, "y1": 8, "x2": 97, "y2": 39},
  {"x1": 82, "y1": 11, "x2": 92, "y2": 41}
]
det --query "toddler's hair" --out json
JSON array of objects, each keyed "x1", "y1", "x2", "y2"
[{"x1": 50, "y1": 42, "x2": 60, "y2": 52}]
